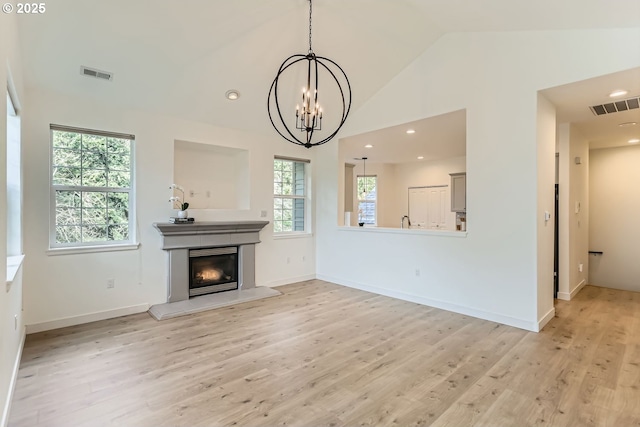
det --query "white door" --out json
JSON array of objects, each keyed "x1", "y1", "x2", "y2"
[
  {"x1": 408, "y1": 187, "x2": 428, "y2": 228},
  {"x1": 409, "y1": 186, "x2": 448, "y2": 230},
  {"x1": 427, "y1": 187, "x2": 448, "y2": 230}
]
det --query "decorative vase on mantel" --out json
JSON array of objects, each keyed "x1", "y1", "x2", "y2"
[{"x1": 177, "y1": 210, "x2": 188, "y2": 219}]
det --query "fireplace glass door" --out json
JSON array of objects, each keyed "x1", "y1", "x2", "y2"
[{"x1": 189, "y1": 247, "x2": 238, "y2": 297}]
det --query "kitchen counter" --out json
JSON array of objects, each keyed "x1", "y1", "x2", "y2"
[{"x1": 337, "y1": 226, "x2": 466, "y2": 238}]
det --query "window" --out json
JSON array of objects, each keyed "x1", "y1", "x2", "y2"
[
  {"x1": 6, "y1": 92, "x2": 21, "y2": 256},
  {"x1": 357, "y1": 175, "x2": 377, "y2": 225},
  {"x1": 50, "y1": 125, "x2": 134, "y2": 248},
  {"x1": 273, "y1": 157, "x2": 308, "y2": 233}
]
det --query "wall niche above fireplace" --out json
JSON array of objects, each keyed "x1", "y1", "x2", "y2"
[{"x1": 173, "y1": 140, "x2": 249, "y2": 210}]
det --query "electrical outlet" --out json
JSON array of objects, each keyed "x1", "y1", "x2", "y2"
[
  {"x1": 107, "y1": 278, "x2": 115, "y2": 288},
  {"x1": 260, "y1": 210, "x2": 267, "y2": 218},
  {"x1": 415, "y1": 269, "x2": 421, "y2": 277},
  {"x1": 578, "y1": 263, "x2": 583, "y2": 273},
  {"x1": 286, "y1": 257, "x2": 290, "y2": 264}
]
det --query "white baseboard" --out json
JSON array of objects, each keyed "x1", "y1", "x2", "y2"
[
  {"x1": 259, "y1": 274, "x2": 316, "y2": 288},
  {"x1": 317, "y1": 274, "x2": 538, "y2": 332},
  {"x1": 557, "y1": 279, "x2": 586, "y2": 301},
  {"x1": 26, "y1": 304, "x2": 150, "y2": 334},
  {"x1": 537, "y1": 307, "x2": 556, "y2": 332},
  {"x1": 1, "y1": 327, "x2": 26, "y2": 427}
]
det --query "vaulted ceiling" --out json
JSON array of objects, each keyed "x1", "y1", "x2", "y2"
[{"x1": 16, "y1": 0, "x2": 640, "y2": 156}]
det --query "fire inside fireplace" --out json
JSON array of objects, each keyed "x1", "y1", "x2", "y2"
[{"x1": 189, "y1": 247, "x2": 238, "y2": 297}]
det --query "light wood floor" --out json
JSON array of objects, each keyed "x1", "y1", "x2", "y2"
[{"x1": 9, "y1": 280, "x2": 640, "y2": 426}]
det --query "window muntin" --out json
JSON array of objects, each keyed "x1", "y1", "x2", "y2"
[
  {"x1": 273, "y1": 158, "x2": 307, "y2": 233},
  {"x1": 50, "y1": 126, "x2": 134, "y2": 247},
  {"x1": 357, "y1": 175, "x2": 377, "y2": 225}
]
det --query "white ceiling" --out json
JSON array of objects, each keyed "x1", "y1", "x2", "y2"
[
  {"x1": 541, "y1": 68, "x2": 640, "y2": 150},
  {"x1": 340, "y1": 110, "x2": 466, "y2": 164},
  {"x1": 15, "y1": 0, "x2": 640, "y2": 155}
]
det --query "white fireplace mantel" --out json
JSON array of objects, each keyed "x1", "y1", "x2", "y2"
[{"x1": 153, "y1": 220, "x2": 269, "y2": 303}]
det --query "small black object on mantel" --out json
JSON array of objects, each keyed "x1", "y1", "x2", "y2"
[
  {"x1": 169, "y1": 217, "x2": 195, "y2": 224},
  {"x1": 358, "y1": 222, "x2": 364, "y2": 227}
]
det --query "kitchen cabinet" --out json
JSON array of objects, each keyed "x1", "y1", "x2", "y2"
[{"x1": 450, "y1": 172, "x2": 466, "y2": 212}]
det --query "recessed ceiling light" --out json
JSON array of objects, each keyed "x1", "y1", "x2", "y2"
[
  {"x1": 619, "y1": 122, "x2": 638, "y2": 127},
  {"x1": 365, "y1": 144, "x2": 373, "y2": 148},
  {"x1": 406, "y1": 129, "x2": 416, "y2": 134},
  {"x1": 417, "y1": 156, "x2": 424, "y2": 160},
  {"x1": 629, "y1": 138, "x2": 640, "y2": 144},
  {"x1": 609, "y1": 89, "x2": 628, "y2": 98},
  {"x1": 225, "y1": 90, "x2": 240, "y2": 100}
]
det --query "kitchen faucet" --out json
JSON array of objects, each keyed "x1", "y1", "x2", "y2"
[{"x1": 401, "y1": 215, "x2": 411, "y2": 229}]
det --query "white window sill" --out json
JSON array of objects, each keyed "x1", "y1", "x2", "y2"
[
  {"x1": 47, "y1": 243, "x2": 140, "y2": 256},
  {"x1": 273, "y1": 232, "x2": 314, "y2": 240},
  {"x1": 337, "y1": 226, "x2": 467, "y2": 238},
  {"x1": 7, "y1": 254, "x2": 25, "y2": 288}
]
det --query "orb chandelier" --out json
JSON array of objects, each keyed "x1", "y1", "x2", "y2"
[{"x1": 267, "y1": 0, "x2": 352, "y2": 148}]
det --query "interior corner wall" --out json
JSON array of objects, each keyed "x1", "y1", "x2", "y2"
[
  {"x1": 315, "y1": 28, "x2": 640, "y2": 332},
  {"x1": 536, "y1": 93, "x2": 556, "y2": 329},
  {"x1": 557, "y1": 124, "x2": 589, "y2": 300},
  {"x1": 1, "y1": 11, "x2": 26, "y2": 427}
]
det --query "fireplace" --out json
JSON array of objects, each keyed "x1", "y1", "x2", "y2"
[
  {"x1": 189, "y1": 247, "x2": 238, "y2": 296},
  {"x1": 153, "y1": 221, "x2": 269, "y2": 303}
]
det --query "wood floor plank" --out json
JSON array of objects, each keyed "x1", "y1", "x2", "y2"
[{"x1": 8, "y1": 281, "x2": 640, "y2": 427}]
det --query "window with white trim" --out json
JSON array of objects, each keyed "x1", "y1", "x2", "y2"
[
  {"x1": 357, "y1": 175, "x2": 377, "y2": 225},
  {"x1": 50, "y1": 125, "x2": 135, "y2": 247},
  {"x1": 273, "y1": 157, "x2": 308, "y2": 233}
]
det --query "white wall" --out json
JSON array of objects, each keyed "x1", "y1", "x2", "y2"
[
  {"x1": 589, "y1": 145, "x2": 640, "y2": 291},
  {"x1": 316, "y1": 28, "x2": 640, "y2": 332},
  {"x1": 557, "y1": 123, "x2": 590, "y2": 300},
  {"x1": 536, "y1": 94, "x2": 556, "y2": 327},
  {"x1": 1, "y1": 10, "x2": 26, "y2": 427},
  {"x1": 21, "y1": 88, "x2": 317, "y2": 332}
]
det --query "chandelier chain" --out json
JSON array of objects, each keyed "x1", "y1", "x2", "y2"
[{"x1": 308, "y1": 0, "x2": 313, "y2": 53}]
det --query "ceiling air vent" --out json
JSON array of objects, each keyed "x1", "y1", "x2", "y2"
[
  {"x1": 80, "y1": 66, "x2": 113, "y2": 82},
  {"x1": 590, "y1": 96, "x2": 639, "y2": 116}
]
